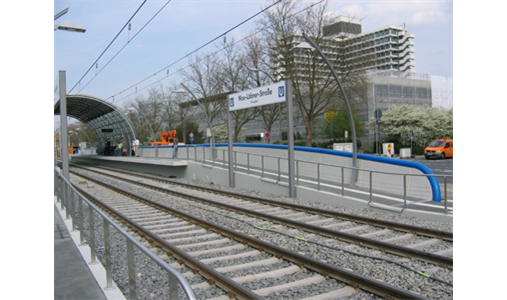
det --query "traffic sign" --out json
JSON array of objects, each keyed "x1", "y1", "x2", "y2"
[
  {"x1": 189, "y1": 137, "x2": 194, "y2": 143},
  {"x1": 265, "y1": 132, "x2": 270, "y2": 138},
  {"x1": 189, "y1": 132, "x2": 194, "y2": 138}
]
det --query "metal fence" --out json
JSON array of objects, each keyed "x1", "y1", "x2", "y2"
[
  {"x1": 54, "y1": 167, "x2": 196, "y2": 300},
  {"x1": 180, "y1": 146, "x2": 452, "y2": 214}
]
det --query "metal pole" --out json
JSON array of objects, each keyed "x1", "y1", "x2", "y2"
[
  {"x1": 286, "y1": 80, "x2": 296, "y2": 197},
  {"x1": 227, "y1": 107, "x2": 235, "y2": 187},
  {"x1": 103, "y1": 219, "x2": 114, "y2": 290},
  {"x1": 302, "y1": 33, "x2": 357, "y2": 183},
  {"x1": 59, "y1": 71, "x2": 69, "y2": 181},
  {"x1": 77, "y1": 128, "x2": 92, "y2": 147}
]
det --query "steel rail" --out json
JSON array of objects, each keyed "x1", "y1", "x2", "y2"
[
  {"x1": 71, "y1": 165, "x2": 452, "y2": 268},
  {"x1": 72, "y1": 184, "x2": 262, "y2": 300},
  {"x1": 168, "y1": 175, "x2": 453, "y2": 241},
  {"x1": 72, "y1": 171, "x2": 432, "y2": 300},
  {"x1": 72, "y1": 163, "x2": 452, "y2": 242}
]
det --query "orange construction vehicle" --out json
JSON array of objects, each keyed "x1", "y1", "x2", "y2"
[{"x1": 150, "y1": 130, "x2": 177, "y2": 146}]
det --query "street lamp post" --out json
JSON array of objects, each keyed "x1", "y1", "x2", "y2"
[
  {"x1": 55, "y1": 9, "x2": 86, "y2": 179},
  {"x1": 295, "y1": 33, "x2": 358, "y2": 183},
  {"x1": 328, "y1": 122, "x2": 333, "y2": 140},
  {"x1": 129, "y1": 107, "x2": 158, "y2": 157},
  {"x1": 75, "y1": 127, "x2": 92, "y2": 147},
  {"x1": 68, "y1": 132, "x2": 78, "y2": 146}
]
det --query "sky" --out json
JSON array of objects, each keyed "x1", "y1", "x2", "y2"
[{"x1": 52, "y1": 0, "x2": 453, "y2": 109}]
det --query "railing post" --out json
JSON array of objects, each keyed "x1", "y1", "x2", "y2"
[
  {"x1": 444, "y1": 176, "x2": 448, "y2": 214},
  {"x1": 55, "y1": 172, "x2": 59, "y2": 202},
  {"x1": 369, "y1": 171, "x2": 373, "y2": 204},
  {"x1": 88, "y1": 205, "x2": 98, "y2": 265},
  {"x1": 247, "y1": 153, "x2": 250, "y2": 174},
  {"x1": 277, "y1": 158, "x2": 281, "y2": 182},
  {"x1": 296, "y1": 160, "x2": 299, "y2": 186},
  {"x1": 71, "y1": 190, "x2": 77, "y2": 231},
  {"x1": 103, "y1": 219, "x2": 114, "y2": 290},
  {"x1": 262, "y1": 156, "x2": 265, "y2": 177},
  {"x1": 167, "y1": 272, "x2": 179, "y2": 299},
  {"x1": 65, "y1": 184, "x2": 70, "y2": 219},
  {"x1": 78, "y1": 197, "x2": 85, "y2": 245},
  {"x1": 194, "y1": 146, "x2": 197, "y2": 162},
  {"x1": 126, "y1": 239, "x2": 137, "y2": 300},
  {"x1": 60, "y1": 176, "x2": 65, "y2": 210},
  {"x1": 317, "y1": 163, "x2": 321, "y2": 190},
  {"x1": 403, "y1": 174, "x2": 407, "y2": 209},
  {"x1": 341, "y1": 167, "x2": 345, "y2": 196}
]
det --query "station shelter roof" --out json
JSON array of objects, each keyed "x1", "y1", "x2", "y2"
[{"x1": 54, "y1": 94, "x2": 136, "y2": 152}]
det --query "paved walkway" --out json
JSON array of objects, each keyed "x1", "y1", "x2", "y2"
[{"x1": 54, "y1": 200, "x2": 125, "y2": 300}]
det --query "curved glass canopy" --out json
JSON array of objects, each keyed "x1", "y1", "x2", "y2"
[{"x1": 54, "y1": 94, "x2": 136, "y2": 154}]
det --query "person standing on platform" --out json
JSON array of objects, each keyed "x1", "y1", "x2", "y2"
[
  {"x1": 134, "y1": 137, "x2": 140, "y2": 157},
  {"x1": 172, "y1": 137, "x2": 179, "y2": 158},
  {"x1": 106, "y1": 139, "x2": 111, "y2": 156},
  {"x1": 131, "y1": 140, "x2": 135, "y2": 156},
  {"x1": 117, "y1": 141, "x2": 123, "y2": 156}
]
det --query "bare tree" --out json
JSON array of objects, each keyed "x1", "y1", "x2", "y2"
[
  {"x1": 256, "y1": 0, "x2": 301, "y2": 143},
  {"x1": 181, "y1": 52, "x2": 223, "y2": 126},
  {"x1": 243, "y1": 33, "x2": 283, "y2": 143},
  {"x1": 126, "y1": 86, "x2": 165, "y2": 144},
  {"x1": 257, "y1": 0, "x2": 371, "y2": 146},
  {"x1": 162, "y1": 84, "x2": 197, "y2": 144},
  {"x1": 216, "y1": 37, "x2": 260, "y2": 142}
]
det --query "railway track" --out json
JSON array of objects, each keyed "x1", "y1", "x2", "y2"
[{"x1": 69, "y1": 163, "x2": 452, "y2": 299}]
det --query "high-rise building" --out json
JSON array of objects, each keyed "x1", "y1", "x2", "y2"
[{"x1": 284, "y1": 16, "x2": 416, "y2": 79}]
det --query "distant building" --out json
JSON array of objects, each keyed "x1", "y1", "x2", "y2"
[
  {"x1": 275, "y1": 16, "x2": 416, "y2": 81},
  {"x1": 187, "y1": 17, "x2": 452, "y2": 151}
]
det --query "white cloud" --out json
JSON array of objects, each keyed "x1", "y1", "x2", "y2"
[
  {"x1": 411, "y1": 10, "x2": 447, "y2": 26},
  {"x1": 231, "y1": 28, "x2": 246, "y2": 42},
  {"x1": 339, "y1": 5, "x2": 365, "y2": 19},
  {"x1": 328, "y1": 1, "x2": 451, "y2": 30}
]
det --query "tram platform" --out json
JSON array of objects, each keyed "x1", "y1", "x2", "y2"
[
  {"x1": 68, "y1": 154, "x2": 188, "y2": 178},
  {"x1": 70, "y1": 154, "x2": 188, "y2": 166},
  {"x1": 54, "y1": 199, "x2": 126, "y2": 300}
]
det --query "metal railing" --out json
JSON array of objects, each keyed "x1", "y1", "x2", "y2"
[
  {"x1": 54, "y1": 167, "x2": 196, "y2": 300},
  {"x1": 182, "y1": 146, "x2": 452, "y2": 214}
]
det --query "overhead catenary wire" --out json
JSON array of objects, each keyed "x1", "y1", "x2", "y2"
[
  {"x1": 68, "y1": 0, "x2": 148, "y2": 94},
  {"x1": 78, "y1": 0, "x2": 174, "y2": 93},
  {"x1": 106, "y1": 0, "x2": 283, "y2": 102},
  {"x1": 108, "y1": 0, "x2": 325, "y2": 104}
]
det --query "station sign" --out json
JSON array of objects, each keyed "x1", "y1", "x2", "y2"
[{"x1": 229, "y1": 81, "x2": 286, "y2": 111}]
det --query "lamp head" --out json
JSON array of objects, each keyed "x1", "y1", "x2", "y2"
[
  {"x1": 55, "y1": 20, "x2": 86, "y2": 33},
  {"x1": 293, "y1": 42, "x2": 314, "y2": 51}
]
